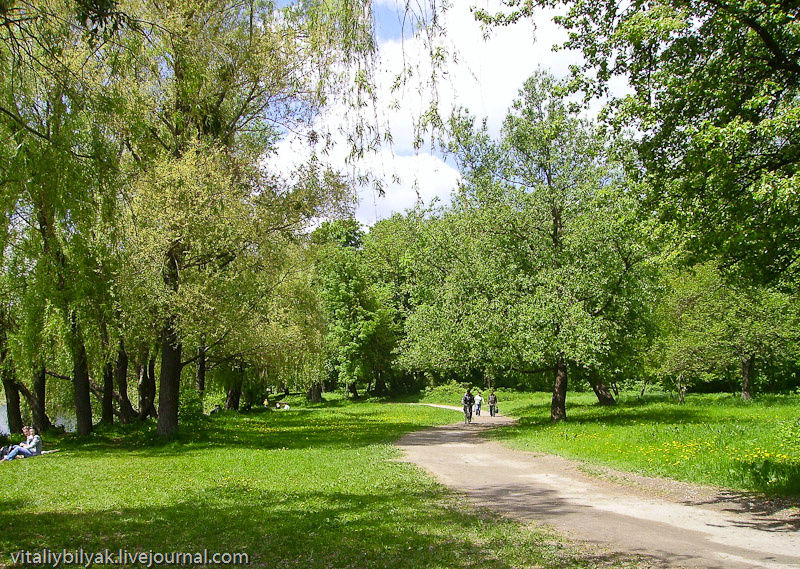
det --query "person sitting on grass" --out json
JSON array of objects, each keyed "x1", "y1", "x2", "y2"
[
  {"x1": 0, "y1": 426, "x2": 29, "y2": 459},
  {"x1": 1, "y1": 426, "x2": 42, "y2": 462}
]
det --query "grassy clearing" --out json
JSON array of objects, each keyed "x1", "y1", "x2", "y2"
[
  {"x1": 1, "y1": 400, "x2": 641, "y2": 569},
  {"x1": 417, "y1": 386, "x2": 800, "y2": 496}
]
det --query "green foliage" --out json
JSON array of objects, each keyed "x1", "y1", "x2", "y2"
[
  {"x1": 399, "y1": 71, "x2": 658, "y2": 396},
  {"x1": 314, "y1": 220, "x2": 403, "y2": 392},
  {"x1": 650, "y1": 261, "x2": 800, "y2": 394},
  {"x1": 480, "y1": 0, "x2": 800, "y2": 286},
  {"x1": 0, "y1": 0, "x2": 390, "y2": 433},
  {"x1": 177, "y1": 377, "x2": 206, "y2": 427}
]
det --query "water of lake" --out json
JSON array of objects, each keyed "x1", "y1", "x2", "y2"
[{"x1": 0, "y1": 404, "x2": 76, "y2": 434}]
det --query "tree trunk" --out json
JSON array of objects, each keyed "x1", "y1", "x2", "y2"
[
  {"x1": 32, "y1": 366, "x2": 54, "y2": 432},
  {"x1": 115, "y1": 340, "x2": 136, "y2": 424},
  {"x1": 374, "y1": 371, "x2": 387, "y2": 395},
  {"x1": 347, "y1": 382, "x2": 359, "y2": 399},
  {"x1": 16, "y1": 368, "x2": 53, "y2": 433},
  {"x1": 587, "y1": 371, "x2": 616, "y2": 406},
  {"x1": 101, "y1": 361, "x2": 114, "y2": 424},
  {"x1": 138, "y1": 355, "x2": 157, "y2": 420},
  {"x1": 35, "y1": 203, "x2": 91, "y2": 434},
  {"x1": 677, "y1": 373, "x2": 686, "y2": 404},
  {"x1": 195, "y1": 343, "x2": 206, "y2": 396},
  {"x1": 0, "y1": 326, "x2": 22, "y2": 434},
  {"x1": 2, "y1": 369, "x2": 23, "y2": 435},
  {"x1": 741, "y1": 353, "x2": 755, "y2": 401},
  {"x1": 67, "y1": 312, "x2": 93, "y2": 435},
  {"x1": 225, "y1": 379, "x2": 242, "y2": 411},
  {"x1": 156, "y1": 318, "x2": 183, "y2": 437},
  {"x1": 550, "y1": 356, "x2": 567, "y2": 422},
  {"x1": 639, "y1": 378, "x2": 648, "y2": 398},
  {"x1": 307, "y1": 382, "x2": 322, "y2": 403}
]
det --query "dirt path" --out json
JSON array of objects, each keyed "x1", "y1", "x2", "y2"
[{"x1": 397, "y1": 406, "x2": 800, "y2": 569}]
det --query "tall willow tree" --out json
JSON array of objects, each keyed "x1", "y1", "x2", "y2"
[
  {"x1": 108, "y1": 0, "x2": 381, "y2": 436},
  {"x1": 0, "y1": 0, "x2": 407, "y2": 437},
  {"x1": 0, "y1": 0, "x2": 123, "y2": 434}
]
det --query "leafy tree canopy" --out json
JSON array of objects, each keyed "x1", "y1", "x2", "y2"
[{"x1": 477, "y1": 0, "x2": 800, "y2": 286}]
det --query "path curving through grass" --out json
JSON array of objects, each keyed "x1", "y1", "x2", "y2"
[{"x1": 397, "y1": 410, "x2": 800, "y2": 569}]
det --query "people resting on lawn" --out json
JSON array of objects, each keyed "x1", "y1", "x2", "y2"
[{"x1": 1, "y1": 426, "x2": 42, "y2": 462}]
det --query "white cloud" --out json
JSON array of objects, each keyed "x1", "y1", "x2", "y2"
[
  {"x1": 355, "y1": 151, "x2": 461, "y2": 226},
  {"x1": 268, "y1": 1, "x2": 617, "y2": 226}
]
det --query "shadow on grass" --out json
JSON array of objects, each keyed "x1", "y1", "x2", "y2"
[
  {"x1": 496, "y1": 404, "x2": 707, "y2": 429},
  {"x1": 728, "y1": 460, "x2": 800, "y2": 497},
  {"x1": 685, "y1": 489, "x2": 800, "y2": 529},
  {"x1": 0, "y1": 487, "x2": 640, "y2": 569},
  {"x1": 42, "y1": 405, "x2": 452, "y2": 457}
]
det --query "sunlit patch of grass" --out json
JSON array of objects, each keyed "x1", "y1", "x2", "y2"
[{"x1": 479, "y1": 392, "x2": 800, "y2": 495}]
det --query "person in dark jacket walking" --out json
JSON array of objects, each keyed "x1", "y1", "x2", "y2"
[
  {"x1": 488, "y1": 390, "x2": 498, "y2": 417},
  {"x1": 462, "y1": 389, "x2": 475, "y2": 424}
]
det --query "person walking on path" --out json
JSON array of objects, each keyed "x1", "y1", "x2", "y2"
[
  {"x1": 474, "y1": 392, "x2": 483, "y2": 416},
  {"x1": 488, "y1": 390, "x2": 498, "y2": 417},
  {"x1": 462, "y1": 389, "x2": 475, "y2": 424}
]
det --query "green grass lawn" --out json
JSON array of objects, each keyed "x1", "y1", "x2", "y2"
[
  {"x1": 0, "y1": 400, "x2": 640, "y2": 569},
  {"x1": 417, "y1": 386, "x2": 800, "y2": 496}
]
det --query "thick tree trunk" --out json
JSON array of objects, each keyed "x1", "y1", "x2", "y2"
[
  {"x1": 347, "y1": 382, "x2": 359, "y2": 399},
  {"x1": 68, "y1": 313, "x2": 93, "y2": 435},
  {"x1": 550, "y1": 356, "x2": 567, "y2": 422},
  {"x1": 307, "y1": 382, "x2": 322, "y2": 403},
  {"x1": 156, "y1": 319, "x2": 183, "y2": 437},
  {"x1": 101, "y1": 361, "x2": 114, "y2": 424},
  {"x1": 115, "y1": 340, "x2": 136, "y2": 424},
  {"x1": 138, "y1": 355, "x2": 157, "y2": 420},
  {"x1": 16, "y1": 368, "x2": 53, "y2": 432},
  {"x1": 156, "y1": 241, "x2": 184, "y2": 437},
  {"x1": 98, "y1": 321, "x2": 114, "y2": 425},
  {"x1": 0, "y1": 327, "x2": 22, "y2": 434},
  {"x1": 2, "y1": 369, "x2": 23, "y2": 435},
  {"x1": 225, "y1": 379, "x2": 243, "y2": 411},
  {"x1": 72, "y1": 341, "x2": 93, "y2": 435},
  {"x1": 147, "y1": 357, "x2": 157, "y2": 412},
  {"x1": 195, "y1": 343, "x2": 206, "y2": 395},
  {"x1": 32, "y1": 366, "x2": 53, "y2": 432},
  {"x1": 36, "y1": 205, "x2": 91, "y2": 434},
  {"x1": 741, "y1": 353, "x2": 755, "y2": 401},
  {"x1": 587, "y1": 371, "x2": 616, "y2": 406},
  {"x1": 137, "y1": 363, "x2": 147, "y2": 418}
]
